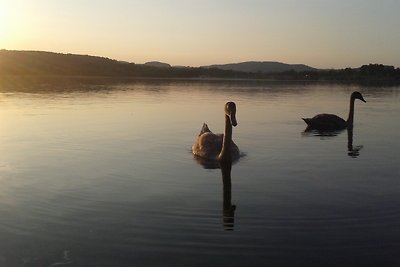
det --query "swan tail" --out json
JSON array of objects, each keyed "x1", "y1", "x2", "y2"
[
  {"x1": 199, "y1": 123, "x2": 211, "y2": 135},
  {"x1": 302, "y1": 118, "x2": 311, "y2": 125}
]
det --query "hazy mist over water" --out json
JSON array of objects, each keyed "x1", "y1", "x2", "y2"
[{"x1": 0, "y1": 79, "x2": 399, "y2": 267}]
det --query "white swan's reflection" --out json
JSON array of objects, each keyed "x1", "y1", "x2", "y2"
[
  {"x1": 193, "y1": 158, "x2": 236, "y2": 231},
  {"x1": 220, "y1": 161, "x2": 235, "y2": 231}
]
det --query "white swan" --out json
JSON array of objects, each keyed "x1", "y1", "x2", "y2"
[{"x1": 192, "y1": 102, "x2": 240, "y2": 162}]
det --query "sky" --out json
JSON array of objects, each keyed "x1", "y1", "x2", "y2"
[{"x1": 1, "y1": 0, "x2": 400, "y2": 69}]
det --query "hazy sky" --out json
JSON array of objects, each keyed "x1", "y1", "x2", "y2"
[{"x1": 1, "y1": 0, "x2": 399, "y2": 68}]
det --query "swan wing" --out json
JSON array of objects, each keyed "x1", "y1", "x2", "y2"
[{"x1": 192, "y1": 132, "x2": 223, "y2": 160}]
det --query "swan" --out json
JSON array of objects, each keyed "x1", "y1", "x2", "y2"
[
  {"x1": 192, "y1": 102, "x2": 240, "y2": 162},
  {"x1": 302, "y1": 91, "x2": 366, "y2": 131}
]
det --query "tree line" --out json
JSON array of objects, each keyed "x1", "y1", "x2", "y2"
[{"x1": 1, "y1": 50, "x2": 399, "y2": 83}]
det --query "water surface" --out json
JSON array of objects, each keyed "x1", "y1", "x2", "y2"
[{"x1": 0, "y1": 79, "x2": 399, "y2": 266}]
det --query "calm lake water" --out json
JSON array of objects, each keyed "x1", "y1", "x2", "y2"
[{"x1": 0, "y1": 79, "x2": 399, "y2": 267}]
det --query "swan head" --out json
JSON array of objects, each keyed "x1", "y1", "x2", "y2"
[
  {"x1": 225, "y1": 102, "x2": 237, "y2": 127},
  {"x1": 352, "y1": 91, "x2": 366, "y2": 103}
]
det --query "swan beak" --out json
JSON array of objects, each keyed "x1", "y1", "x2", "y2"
[
  {"x1": 230, "y1": 114, "x2": 237, "y2": 127},
  {"x1": 361, "y1": 97, "x2": 366, "y2": 103}
]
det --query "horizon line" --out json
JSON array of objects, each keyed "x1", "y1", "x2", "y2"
[{"x1": 2, "y1": 48, "x2": 399, "y2": 70}]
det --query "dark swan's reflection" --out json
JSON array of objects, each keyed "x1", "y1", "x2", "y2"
[
  {"x1": 303, "y1": 126, "x2": 363, "y2": 158},
  {"x1": 347, "y1": 128, "x2": 363, "y2": 158},
  {"x1": 194, "y1": 157, "x2": 236, "y2": 231},
  {"x1": 303, "y1": 125, "x2": 343, "y2": 137}
]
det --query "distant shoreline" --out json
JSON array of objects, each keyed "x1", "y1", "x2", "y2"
[
  {"x1": 1, "y1": 74, "x2": 400, "y2": 90},
  {"x1": 1, "y1": 50, "x2": 400, "y2": 85}
]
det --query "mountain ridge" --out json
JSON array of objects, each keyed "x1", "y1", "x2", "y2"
[
  {"x1": 144, "y1": 61, "x2": 171, "y2": 68},
  {"x1": 1, "y1": 49, "x2": 315, "y2": 73},
  {"x1": 203, "y1": 61, "x2": 317, "y2": 73},
  {"x1": 1, "y1": 50, "x2": 399, "y2": 83}
]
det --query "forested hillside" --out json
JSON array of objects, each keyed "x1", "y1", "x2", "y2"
[{"x1": 1, "y1": 50, "x2": 399, "y2": 83}]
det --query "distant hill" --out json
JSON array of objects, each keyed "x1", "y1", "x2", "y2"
[
  {"x1": 0, "y1": 50, "x2": 250, "y2": 78},
  {"x1": 204, "y1": 61, "x2": 317, "y2": 73},
  {"x1": 144, "y1": 61, "x2": 171, "y2": 68},
  {"x1": 0, "y1": 49, "x2": 135, "y2": 76},
  {"x1": 1, "y1": 50, "x2": 399, "y2": 83}
]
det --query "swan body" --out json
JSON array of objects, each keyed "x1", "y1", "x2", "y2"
[
  {"x1": 192, "y1": 102, "x2": 240, "y2": 162},
  {"x1": 303, "y1": 113, "x2": 347, "y2": 130},
  {"x1": 302, "y1": 91, "x2": 366, "y2": 131}
]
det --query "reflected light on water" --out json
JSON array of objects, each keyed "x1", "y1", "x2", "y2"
[{"x1": 0, "y1": 79, "x2": 400, "y2": 266}]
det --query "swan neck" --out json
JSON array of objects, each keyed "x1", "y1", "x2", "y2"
[
  {"x1": 347, "y1": 95, "x2": 356, "y2": 125},
  {"x1": 218, "y1": 115, "x2": 233, "y2": 161}
]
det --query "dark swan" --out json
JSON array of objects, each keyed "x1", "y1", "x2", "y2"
[
  {"x1": 302, "y1": 91, "x2": 366, "y2": 131},
  {"x1": 192, "y1": 102, "x2": 240, "y2": 162}
]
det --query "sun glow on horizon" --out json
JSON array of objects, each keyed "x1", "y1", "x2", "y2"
[
  {"x1": 1, "y1": 1, "x2": 400, "y2": 69},
  {"x1": 0, "y1": 1, "x2": 25, "y2": 49},
  {"x1": 0, "y1": 1, "x2": 11, "y2": 39}
]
